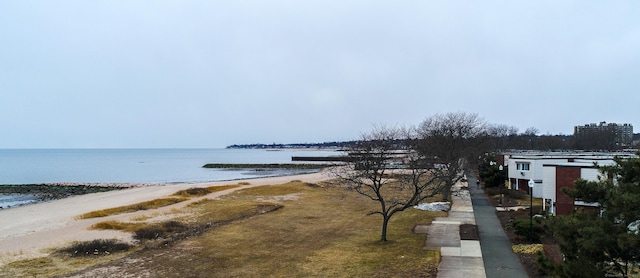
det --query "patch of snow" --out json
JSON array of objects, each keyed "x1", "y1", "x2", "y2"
[
  {"x1": 629, "y1": 220, "x2": 640, "y2": 234},
  {"x1": 414, "y1": 202, "x2": 451, "y2": 211}
]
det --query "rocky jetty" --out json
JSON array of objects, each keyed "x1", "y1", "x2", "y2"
[{"x1": 0, "y1": 183, "x2": 143, "y2": 206}]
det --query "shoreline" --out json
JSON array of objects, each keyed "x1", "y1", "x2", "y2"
[
  {"x1": 0, "y1": 170, "x2": 332, "y2": 266},
  {"x1": 0, "y1": 183, "x2": 138, "y2": 210},
  {"x1": 0, "y1": 168, "x2": 325, "y2": 210},
  {"x1": 0, "y1": 165, "x2": 328, "y2": 188}
]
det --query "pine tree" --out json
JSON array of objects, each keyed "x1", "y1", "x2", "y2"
[{"x1": 545, "y1": 155, "x2": 640, "y2": 277}]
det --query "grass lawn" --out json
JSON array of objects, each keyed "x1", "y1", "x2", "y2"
[{"x1": 1, "y1": 181, "x2": 444, "y2": 277}]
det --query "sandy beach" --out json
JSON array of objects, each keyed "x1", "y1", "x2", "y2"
[{"x1": 0, "y1": 171, "x2": 330, "y2": 266}]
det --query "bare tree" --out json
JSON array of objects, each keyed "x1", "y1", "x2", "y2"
[
  {"x1": 332, "y1": 126, "x2": 444, "y2": 241},
  {"x1": 574, "y1": 128, "x2": 619, "y2": 150},
  {"x1": 524, "y1": 127, "x2": 539, "y2": 136},
  {"x1": 487, "y1": 124, "x2": 519, "y2": 151},
  {"x1": 333, "y1": 113, "x2": 487, "y2": 241},
  {"x1": 415, "y1": 112, "x2": 488, "y2": 201}
]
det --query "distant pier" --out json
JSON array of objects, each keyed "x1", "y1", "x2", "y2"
[{"x1": 291, "y1": 156, "x2": 353, "y2": 162}]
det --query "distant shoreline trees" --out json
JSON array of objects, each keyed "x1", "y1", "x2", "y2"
[
  {"x1": 226, "y1": 141, "x2": 357, "y2": 150},
  {"x1": 227, "y1": 132, "x2": 638, "y2": 151}
]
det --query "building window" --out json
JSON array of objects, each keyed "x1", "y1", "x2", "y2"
[{"x1": 517, "y1": 162, "x2": 530, "y2": 171}]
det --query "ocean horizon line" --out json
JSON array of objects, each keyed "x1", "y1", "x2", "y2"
[{"x1": 0, "y1": 148, "x2": 339, "y2": 185}]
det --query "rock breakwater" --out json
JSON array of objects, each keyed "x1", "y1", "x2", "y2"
[{"x1": 0, "y1": 183, "x2": 149, "y2": 209}]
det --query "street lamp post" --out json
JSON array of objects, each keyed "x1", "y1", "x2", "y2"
[
  {"x1": 498, "y1": 165, "x2": 504, "y2": 206},
  {"x1": 528, "y1": 179, "x2": 535, "y2": 243}
]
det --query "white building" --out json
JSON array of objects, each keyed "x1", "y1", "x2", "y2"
[{"x1": 500, "y1": 151, "x2": 634, "y2": 215}]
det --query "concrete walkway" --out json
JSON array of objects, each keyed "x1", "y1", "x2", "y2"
[
  {"x1": 418, "y1": 180, "x2": 486, "y2": 278},
  {"x1": 467, "y1": 172, "x2": 528, "y2": 278},
  {"x1": 417, "y1": 172, "x2": 530, "y2": 277}
]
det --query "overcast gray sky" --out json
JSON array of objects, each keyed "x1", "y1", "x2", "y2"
[{"x1": 1, "y1": 1, "x2": 638, "y2": 148}]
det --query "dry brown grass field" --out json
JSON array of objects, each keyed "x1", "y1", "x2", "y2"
[{"x1": 1, "y1": 180, "x2": 445, "y2": 277}]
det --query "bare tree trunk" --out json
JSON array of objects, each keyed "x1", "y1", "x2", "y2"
[
  {"x1": 441, "y1": 185, "x2": 451, "y2": 202},
  {"x1": 381, "y1": 215, "x2": 390, "y2": 242}
]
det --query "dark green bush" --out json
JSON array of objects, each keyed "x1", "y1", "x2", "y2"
[
  {"x1": 477, "y1": 159, "x2": 508, "y2": 188},
  {"x1": 536, "y1": 250, "x2": 555, "y2": 276},
  {"x1": 511, "y1": 218, "x2": 543, "y2": 243}
]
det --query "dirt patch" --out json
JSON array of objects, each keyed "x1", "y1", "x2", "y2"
[
  {"x1": 459, "y1": 224, "x2": 479, "y2": 240},
  {"x1": 255, "y1": 193, "x2": 301, "y2": 202}
]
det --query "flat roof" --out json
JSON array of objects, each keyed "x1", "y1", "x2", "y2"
[
  {"x1": 505, "y1": 152, "x2": 636, "y2": 160},
  {"x1": 542, "y1": 162, "x2": 600, "y2": 168}
]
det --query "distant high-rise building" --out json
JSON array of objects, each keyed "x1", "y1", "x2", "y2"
[{"x1": 574, "y1": 121, "x2": 634, "y2": 147}]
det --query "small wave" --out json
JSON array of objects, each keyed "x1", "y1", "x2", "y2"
[{"x1": 0, "y1": 193, "x2": 40, "y2": 209}]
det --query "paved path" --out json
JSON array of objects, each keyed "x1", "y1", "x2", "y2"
[
  {"x1": 467, "y1": 171, "x2": 528, "y2": 278},
  {"x1": 418, "y1": 180, "x2": 486, "y2": 278}
]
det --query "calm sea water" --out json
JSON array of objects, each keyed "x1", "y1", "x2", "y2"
[
  {"x1": 0, "y1": 148, "x2": 339, "y2": 208},
  {"x1": 0, "y1": 148, "x2": 339, "y2": 185}
]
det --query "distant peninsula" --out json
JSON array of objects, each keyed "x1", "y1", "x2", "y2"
[{"x1": 226, "y1": 141, "x2": 356, "y2": 149}]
